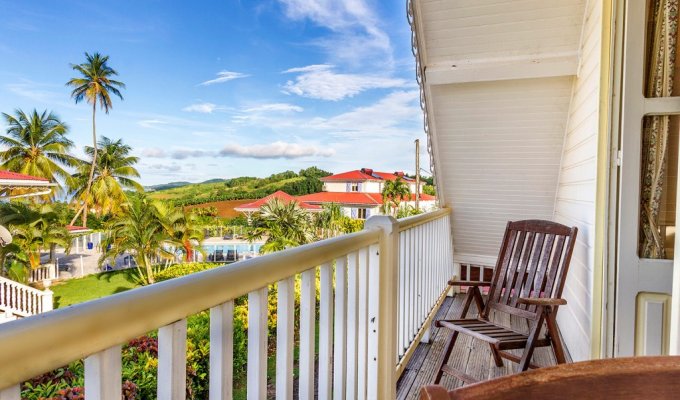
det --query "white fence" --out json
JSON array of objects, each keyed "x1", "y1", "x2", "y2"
[
  {"x1": 28, "y1": 264, "x2": 58, "y2": 284},
  {"x1": 0, "y1": 276, "x2": 53, "y2": 321},
  {"x1": 0, "y1": 209, "x2": 454, "y2": 399}
]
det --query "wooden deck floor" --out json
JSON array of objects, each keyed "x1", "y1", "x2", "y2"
[{"x1": 396, "y1": 294, "x2": 558, "y2": 400}]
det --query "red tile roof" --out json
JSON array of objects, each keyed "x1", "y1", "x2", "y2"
[
  {"x1": 297, "y1": 192, "x2": 436, "y2": 205},
  {"x1": 297, "y1": 192, "x2": 383, "y2": 205},
  {"x1": 235, "y1": 191, "x2": 321, "y2": 211},
  {"x1": 66, "y1": 225, "x2": 90, "y2": 232},
  {"x1": 321, "y1": 169, "x2": 415, "y2": 182},
  {"x1": 0, "y1": 170, "x2": 49, "y2": 182}
]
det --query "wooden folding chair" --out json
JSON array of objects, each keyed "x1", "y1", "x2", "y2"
[{"x1": 433, "y1": 220, "x2": 578, "y2": 385}]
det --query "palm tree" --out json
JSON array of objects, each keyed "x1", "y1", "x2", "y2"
[
  {"x1": 381, "y1": 177, "x2": 412, "y2": 216},
  {"x1": 246, "y1": 198, "x2": 313, "y2": 253},
  {"x1": 154, "y1": 202, "x2": 205, "y2": 262},
  {"x1": 100, "y1": 195, "x2": 178, "y2": 284},
  {"x1": 67, "y1": 52, "x2": 125, "y2": 226},
  {"x1": 315, "y1": 203, "x2": 344, "y2": 239},
  {"x1": 0, "y1": 202, "x2": 70, "y2": 277},
  {"x1": 70, "y1": 137, "x2": 143, "y2": 217},
  {"x1": 0, "y1": 109, "x2": 78, "y2": 194}
]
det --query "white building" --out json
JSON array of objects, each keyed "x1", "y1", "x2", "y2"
[{"x1": 298, "y1": 168, "x2": 437, "y2": 219}]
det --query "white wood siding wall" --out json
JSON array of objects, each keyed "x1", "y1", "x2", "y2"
[
  {"x1": 431, "y1": 77, "x2": 572, "y2": 258},
  {"x1": 553, "y1": 0, "x2": 602, "y2": 362}
]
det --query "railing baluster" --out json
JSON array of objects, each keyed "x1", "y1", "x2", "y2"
[
  {"x1": 356, "y1": 248, "x2": 369, "y2": 400},
  {"x1": 346, "y1": 252, "x2": 359, "y2": 400},
  {"x1": 366, "y1": 243, "x2": 380, "y2": 399},
  {"x1": 299, "y1": 269, "x2": 316, "y2": 399},
  {"x1": 318, "y1": 262, "x2": 333, "y2": 399},
  {"x1": 398, "y1": 231, "x2": 406, "y2": 357},
  {"x1": 409, "y1": 228, "x2": 416, "y2": 341},
  {"x1": 0, "y1": 384, "x2": 20, "y2": 400},
  {"x1": 210, "y1": 301, "x2": 233, "y2": 400},
  {"x1": 158, "y1": 319, "x2": 187, "y2": 400},
  {"x1": 84, "y1": 345, "x2": 122, "y2": 400},
  {"x1": 247, "y1": 287, "x2": 268, "y2": 400},
  {"x1": 276, "y1": 278, "x2": 294, "y2": 400},
  {"x1": 333, "y1": 256, "x2": 347, "y2": 400}
]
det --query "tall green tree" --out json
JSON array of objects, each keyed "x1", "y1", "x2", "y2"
[
  {"x1": 246, "y1": 198, "x2": 313, "y2": 253},
  {"x1": 154, "y1": 202, "x2": 205, "y2": 262},
  {"x1": 0, "y1": 109, "x2": 78, "y2": 194},
  {"x1": 314, "y1": 202, "x2": 344, "y2": 239},
  {"x1": 100, "y1": 195, "x2": 178, "y2": 285},
  {"x1": 381, "y1": 177, "x2": 412, "y2": 216},
  {"x1": 0, "y1": 202, "x2": 70, "y2": 278},
  {"x1": 70, "y1": 136, "x2": 143, "y2": 217},
  {"x1": 67, "y1": 52, "x2": 125, "y2": 226}
]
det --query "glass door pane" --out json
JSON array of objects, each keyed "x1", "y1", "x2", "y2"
[{"x1": 640, "y1": 115, "x2": 680, "y2": 259}]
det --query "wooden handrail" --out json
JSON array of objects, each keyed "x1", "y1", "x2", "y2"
[
  {"x1": 398, "y1": 207, "x2": 451, "y2": 232},
  {"x1": 420, "y1": 356, "x2": 680, "y2": 399}
]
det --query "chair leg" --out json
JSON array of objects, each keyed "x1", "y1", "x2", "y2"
[
  {"x1": 489, "y1": 344, "x2": 503, "y2": 367},
  {"x1": 434, "y1": 288, "x2": 478, "y2": 384},
  {"x1": 518, "y1": 319, "x2": 543, "y2": 371},
  {"x1": 433, "y1": 330, "x2": 459, "y2": 384},
  {"x1": 546, "y1": 310, "x2": 567, "y2": 364}
]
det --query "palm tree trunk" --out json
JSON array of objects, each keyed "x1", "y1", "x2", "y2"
[
  {"x1": 69, "y1": 203, "x2": 86, "y2": 226},
  {"x1": 144, "y1": 254, "x2": 155, "y2": 284},
  {"x1": 82, "y1": 102, "x2": 98, "y2": 227}
]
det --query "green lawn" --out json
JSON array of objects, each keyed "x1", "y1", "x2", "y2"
[{"x1": 51, "y1": 269, "x2": 141, "y2": 309}]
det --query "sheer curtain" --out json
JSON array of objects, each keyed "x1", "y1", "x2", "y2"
[{"x1": 640, "y1": 0, "x2": 679, "y2": 259}]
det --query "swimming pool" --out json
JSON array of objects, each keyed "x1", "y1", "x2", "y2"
[{"x1": 198, "y1": 242, "x2": 264, "y2": 262}]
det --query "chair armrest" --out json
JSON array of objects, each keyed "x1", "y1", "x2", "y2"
[
  {"x1": 517, "y1": 297, "x2": 567, "y2": 306},
  {"x1": 419, "y1": 385, "x2": 451, "y2": 400},
  {"x1": 449, "y1": 280, "x2": 491, "y2": 287}
]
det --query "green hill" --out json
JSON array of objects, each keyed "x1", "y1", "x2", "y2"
[{"x1": 148, "y1": 167, "x2": 331, "y2": 206}]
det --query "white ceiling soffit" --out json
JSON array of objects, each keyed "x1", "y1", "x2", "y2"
[{"x1": 418, "y1": 0, "x2": 586, "y2": 85}]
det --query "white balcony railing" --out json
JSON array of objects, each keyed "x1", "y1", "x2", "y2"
[
  {"x1": 0, "y1": 276, "x2": 53, "y2": 321},
  {"x1": 28, "y1": 264, "x2": 58, "y2": 284},
  {"x1": 0, "y1": 209, "x2": 454, "y2": 399}
]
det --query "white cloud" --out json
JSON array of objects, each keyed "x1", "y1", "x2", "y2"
[
  {"x1": 282, "y1": 64, "x2": 407, "y2": 101},
  {"x1": 142, "y1": 147, "x2": 166, "y2": 157},
  {"x1": 219, "y1": 141, "x2": 334, "y2": 159},
  {"x1": 306, "y1": 90, "x2": 421, "y2": 137},
  {"x1": 182, "y1": 102, "x2": 218, "y2": 113},
  {"x1": 171, "y1": 149, "x2": 212, "y2": 159},
  {"x1": 138, "y1": 119, "x2": 169, "y2": 129},
  {"x1": 243, "y1": 103, "x2": 304, "y2": 113},
  {"x1": 199, "y1": 70, "x2": 250, "y2": 86},
  {"x1": 147, "y1": 163, "x2": 182, "y2": 172},
  {"x1": 6, "y1": 81, "x2": 63, "y2": 104},
  {"x1": 277, "y1": 0, "x2": 392, "y2": 67}
]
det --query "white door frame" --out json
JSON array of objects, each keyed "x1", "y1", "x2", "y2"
[{"x1": 614, "y1": 0, "x2": 680, "y2": 356}]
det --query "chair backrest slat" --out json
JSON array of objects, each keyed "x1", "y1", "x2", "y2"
[
  {"x1": 509, "y1": 231, "x2": 536, "y2": 308},
  {"x1": 517, "y1": 232, "x2": 546, "y2": 310},
  {"x1": 482, "y1": 220, "x2": 577, "y2": 320},
  {"x1": 486, "y1": 226, "x2": 516, "y2": 306},
  {"x1": 499, "y1": 230, "x2": 527, "y2": 305}
]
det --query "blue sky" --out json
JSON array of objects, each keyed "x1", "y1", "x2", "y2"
[{"x1": 0, "y1": 0, "x2": 427, "y2": 185}]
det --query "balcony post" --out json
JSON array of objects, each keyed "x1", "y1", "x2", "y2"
[
  {"x1": 42, "y1": 289, "x2": 53, "y2": 313},
  {"x1": 0, "y1": 384, "x2": 20, "y2": 400},
  {"x1": 364, "y1": 215, "x2": 399, "y2": 399}
]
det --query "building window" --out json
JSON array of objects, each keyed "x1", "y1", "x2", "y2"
[
  {"x1": 357, "y1": 208, "x2": 367, "y2": 219},
  {"x1": 351, "y1": 183, "x2": 359, "y2": 192}
]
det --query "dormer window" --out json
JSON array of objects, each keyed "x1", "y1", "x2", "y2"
[{"x1": 351, "y1": 183, "x2": 359, "y2": 192}]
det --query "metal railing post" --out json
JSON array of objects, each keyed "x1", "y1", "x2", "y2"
[{"x1": 364, "y1": 215, "x2": 399, "y2": 399}]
